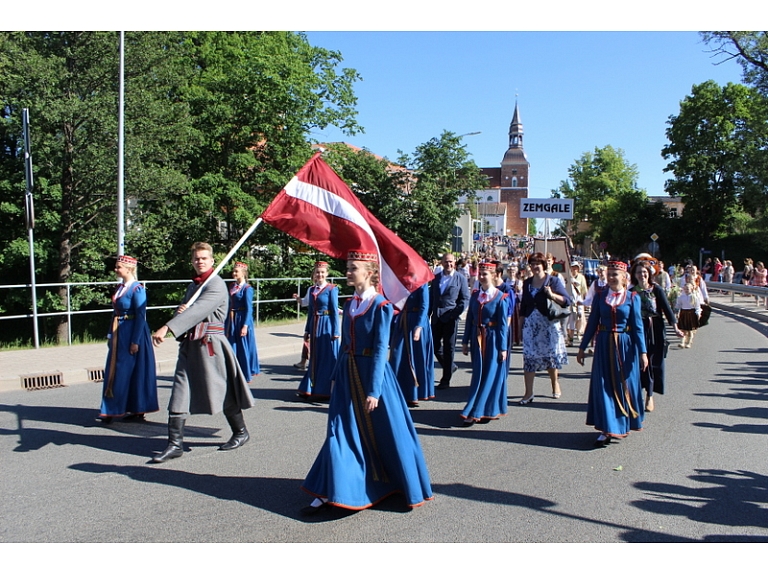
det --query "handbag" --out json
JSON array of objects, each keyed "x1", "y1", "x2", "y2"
[
  {"x1": 546, "y1": 297, "x2": 570, "y2": 321},
  {"x1": 698, "y1": 303, "x2": 711, "y2": 327}
]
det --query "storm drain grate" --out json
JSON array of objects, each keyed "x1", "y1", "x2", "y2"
[
  {"x1": 87, "y1": 367, "x2": 105, "y2": 382},
  {"x1": 21, "y1": 371, "x2": 65, "y2": 391}
]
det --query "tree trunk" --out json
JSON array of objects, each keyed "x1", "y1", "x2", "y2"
[{"x1": 57, "y1": 121, "x2": 75, "y2": 344}]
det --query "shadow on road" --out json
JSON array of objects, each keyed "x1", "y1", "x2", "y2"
[{"x1": 631, "y1": 468, "x2": 768, "y2": 541}]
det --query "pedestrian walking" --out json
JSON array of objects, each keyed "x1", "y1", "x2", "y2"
[
  {"x1": 301, "y1": 250, "x2": 433, "y2": 514},
  {"x1": 150, "y1": 242, "x2": 255, "y2": 463},
  {"x1": 98, "y1": 255, "x2": 158, "y2": 424},
  {"x1": 226, "y1": 262, "x2": 260, "y2": 381},
  {"x1": 297, "y1": 261, "x2": 340, "y2": 400},
  {"x1": 577, "y1": 261, "x2": 648, "y2": 447}
]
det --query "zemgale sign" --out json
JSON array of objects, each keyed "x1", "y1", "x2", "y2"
[{"x1": 519, "y1": 198, "x2": 574, "y2": 219}]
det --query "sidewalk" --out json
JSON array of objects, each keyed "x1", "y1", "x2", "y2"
[{"x1": 0, "y1": 321, "x2": 306, "y2": 393}]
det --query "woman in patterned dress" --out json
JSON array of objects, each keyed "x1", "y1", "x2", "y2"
[{"x1": 518, "y1": 252, "x2": 571, "y2": 404}]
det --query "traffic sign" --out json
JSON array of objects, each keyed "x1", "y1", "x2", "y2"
[{"x1": 650, "y1": 233, "x2": 659, "y2": 242}]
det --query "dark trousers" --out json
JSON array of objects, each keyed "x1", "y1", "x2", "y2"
[{"x1": 432, "y1": 316, "x2": 459, "y2": 384}]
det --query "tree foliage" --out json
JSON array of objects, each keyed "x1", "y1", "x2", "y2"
[
  {"x1": 397, "y1": 131, "x2": 488, "y2": 259},
  {"x1": 0, "y1": 31, "x2": 361, "y2": 343},
  {"x1": 702, "y1": 32, "x2": 768, "y2": 95},
  {"x1": 661, "y1": 80, "x2": 768, "y2": 246},
  {"x1": 552, "y1": 145, "x2": 658, "y2": 258}
]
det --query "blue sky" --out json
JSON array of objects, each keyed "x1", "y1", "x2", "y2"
[{"x1": 305, "y1": 31, "x2": 745, "y2": 200}]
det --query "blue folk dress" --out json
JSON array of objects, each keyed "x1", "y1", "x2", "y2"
[
  {"x1": 226, "y1": 281, "x2": 260, "y2": 381},
  {"x1": 389, "y1": 283, "x2": 435, "y2": 405},
  {"x1": 460, "y1": 287, "x2": 510, "y2": 422},
  {"x1": 302, "y1": 289, "x2": 433, "y2": 510},
  {"x1": 297, "y1": 283, "x2": 340, "y2": 399},
  {"x1": 580, "y1": 288, "x2": 647, "y2": 438},
  {"x1": 100, "y1": 281, "x2": 158, "y2": 418}
]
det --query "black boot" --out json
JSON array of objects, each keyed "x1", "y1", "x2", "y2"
[
  {"x1": 151, "y1": 415, "x2": 185, "y2": 463},
  {"x1": 219, "y1": 411, "x2": 250, "y2": 451}
]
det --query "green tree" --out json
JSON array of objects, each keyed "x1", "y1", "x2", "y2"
[
  {"x1": 397, "y1": 131, "x2": 487, "y2": 259},
  {"x1": 181, "y1": 32, "x2": 361, "y2": 252},
  {"x1": 702, "y1": 32, "x2": 768, "y2": 95},
  {"x1": 661, "y1": 80, "x2": 768, "y2": 246},
  {"x1": 0, "y1": 32, "x2": 195, "y2": 342},
  {"x1": 0, "y1": 31, "x2": 362, "y2": 344},
  {"x1": 552, "y1": 145, "x2": 656, "y2": 257}
]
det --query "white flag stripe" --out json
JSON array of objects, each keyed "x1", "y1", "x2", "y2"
[
  {"x1": 285, "y1": 178, "x2": 378, "y2": 243},
  {"x1": 285, "y1": 177, "x2": 410, "y2": 308}
]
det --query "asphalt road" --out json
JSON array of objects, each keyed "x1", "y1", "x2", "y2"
[{"x1": 1, "y1": 309, "x2": 767, "y2": 546}]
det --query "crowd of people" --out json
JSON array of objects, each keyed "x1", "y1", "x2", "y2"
[{"x1": 94, "y1": 241, "x2": 764, "y2": 515}]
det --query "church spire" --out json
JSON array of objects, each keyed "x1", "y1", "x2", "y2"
[{"x1": 509, "y1": 100, "x2": 523, "y2": 149}]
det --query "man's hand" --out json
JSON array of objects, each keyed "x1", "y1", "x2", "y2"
[{"x1": 152, "y1": 326, "x2": 169, "y2": 347}]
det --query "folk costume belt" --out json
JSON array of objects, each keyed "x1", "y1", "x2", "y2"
[
  {"x1": 190, "y1": 321, "x2": 225, "y2": 356},
  {"x1": 598, "y1": 325, "x2": 631, "y2": 332},
  {"x1": 104, "y1": 313, "x2": 136, "y2": 398},
  {"x1": 606, "y1": 329, "x2": 640, "y2": 419},
  {"x1": 315, "y1": 310, "x2": 331, "y2": 316},
  {"x1": 343, "y1": 346, "x2": 374, "y2": 357}
]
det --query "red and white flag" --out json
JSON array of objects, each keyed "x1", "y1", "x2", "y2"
[{"x1": 261, "y1": 152, "x2": 434, "y2": 309}]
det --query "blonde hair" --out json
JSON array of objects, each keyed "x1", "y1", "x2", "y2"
[
  {"x1": 364, "y1": 260, "x2": 380, "y2": 287},
  {"x1": 191, "y1": 242, "x2": 213, "y2": 257},
  {"x1": 685, "y1": 282, "x2": 700, "y2": 306}
]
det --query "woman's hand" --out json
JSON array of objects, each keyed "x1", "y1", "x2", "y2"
[
  {"x1": 365, "y1": 396, "x2": 378, "y2": 413},
  {"x1": 640, "y1": 352, "x2": 649, "y2": 371},
  {"x1": 176, "y1": 304, "x2": 187, "y2": 314},
  {"x1": 413, "y1": 326, "x2": 422, "y2": 342},
  {"x1": 576, "y1": 348, "x2": 586, "y2": 366},
  {"x1": 674, "y1": 326, "x2": 684, "y2": 337},
  {"x1": 240, "y1": 326, "x2": 248, "y2": 337},
  {"x1": 499, "y1": 350, "x2": 507, "y2": 362},
  {"x1": 129, "y1": 343, "x2": 139, "y2": 355},
  {"x1": 462, "y1": 343, "x2": 469, "y2": 356}
]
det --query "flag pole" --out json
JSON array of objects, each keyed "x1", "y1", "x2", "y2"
[{"x1": 185, "y1": 217, "x2": 263, "y2": 307}]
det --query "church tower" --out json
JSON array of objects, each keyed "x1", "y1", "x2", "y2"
[{"x1": 499, "y1": 101, "x2": 529, "y2": 236}]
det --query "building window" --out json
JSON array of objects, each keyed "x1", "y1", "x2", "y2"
[
  {"x1": 669, "y1": 208, "x2": 678, "y2": 218},
  {"x1": 511, "y1": 177, "x2": 517, "y2": 187}
]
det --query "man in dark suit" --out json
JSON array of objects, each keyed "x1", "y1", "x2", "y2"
[{"x1": 430, "y1": 253, "x2": 470, "y2": 389}]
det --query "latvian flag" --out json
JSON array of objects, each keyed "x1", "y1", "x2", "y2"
[{"x1": 261, "y1": 152, "x2": 434, "y2": 309}]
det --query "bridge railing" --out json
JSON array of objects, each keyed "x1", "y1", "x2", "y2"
[
  {"x1": 705, "y1": 281, "x2": 768, "y2": 306},
  {"x1": 0, "y1": 277, "x2": 350, "y2": 346}
]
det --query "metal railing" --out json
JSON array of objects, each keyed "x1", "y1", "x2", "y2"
[
  {"x1": 0, "y1": 276, "x2": 349, "y2": 346},
  {"x1": 705, "y1": 281, "x2": 768, "y2": 307}
]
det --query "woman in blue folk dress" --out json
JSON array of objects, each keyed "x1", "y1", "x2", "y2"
[
  {"x1": 226, "y1": 262, "x2": 260, "y2": 381},
  {"x1": 98, "y1": 255, "x2": 158, "y2": 424},
  {"x1": 297, "y1": 261, "x2": 340, "y2": 399},
  {"x1": 577, "y1": 261, "x2": 648, "y2": 447},
  {"x1": 460, "y1": 262, "x2": 510, "y2": 425},
  {"x1": 389, "y1": 282, "x2": 434, "y2": 406},
  {"x1": 301, "y1": 251, "x2": 433, "y2": 514}
]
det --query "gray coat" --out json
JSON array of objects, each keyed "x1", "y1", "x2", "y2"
[{"x1": 165, "y1": 275, "x2": 255, "y2": 415}]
